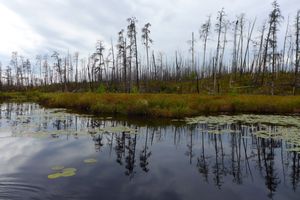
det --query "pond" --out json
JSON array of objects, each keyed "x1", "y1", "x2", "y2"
[{"x1": 0, "y1": 103, "x2": 299, "y2": 200}]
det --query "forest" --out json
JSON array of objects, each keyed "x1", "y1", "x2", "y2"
[{"x1": 0, "y1": 0, "x2": 299, "y2": 96}]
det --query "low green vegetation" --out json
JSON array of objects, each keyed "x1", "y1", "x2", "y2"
[
  {"x1": 36, "y1": 92, "x2": 300, "y2": 118},
  {"x1": 3, "y1": 91, "x2": 300, "y2": 118}
]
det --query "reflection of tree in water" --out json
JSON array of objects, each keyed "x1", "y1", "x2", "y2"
[
  {"x1": 185, "y1": 126, "x2": 195, "y2": 164},
  {"x1": 92, "y1": 134, "x2": 104, "y2": 152},
  {"x1": 5, "y1": 103, "x2": 13, "y2": 120},
  {"x1": 290, "y1": 152, "x2": 300, "y2": 191},
  {"x1": 88, "y1": 119, "x2": 103, "y2": 131},
  {"x1": 140, "y1": 128, "x2": 152, "y2": 172},
  {"x1": 230, "y1": 127, "x2": 243, "y2": 185},
  {"x1": 115, "y1": 132, "x2": 126, "y2": 165},
  {"x1": 197, "y1": 131, "x2": 209, "y2": 183},
  {"x1": 52, "y1": 119, "x2": 65, "y2": 130},
  {"x1": 194, "y1": 124, "x2": 281, "y2": 193},
  {"x1": 212, "y1": 134, "x2": 225, "y2": 189},
  {"x1": 114, "y1": 131, "x2": 137, "y2": 179},
  {"x1": 52, "y1": 116, "x2": 73, "y2": 131},
  {"x1": 124, "y1": 134, "x2": 137, "y2": 179},
  {"x1": 261, "y1": 138, "x2": 281, "y2": 198}
]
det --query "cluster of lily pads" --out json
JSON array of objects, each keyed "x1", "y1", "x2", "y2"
[
  {"x1": 12, "y1": 126, "x2": 137, "y2": 138},
  {"x1": 48, "y1": 166, "x2": 77, "y2": 179},
  {"x1": 185, "y1": 114, "x2": 300, "y2": 127},
  {"x1": 8, "y1": 106, "x2": 137, "y2": 138},
  {"x1": 185, "y1": 115, "x2": 300, "y2": 154},
  {"x1": 48, "y1": 158, "x2": 97, "y2": 179}
]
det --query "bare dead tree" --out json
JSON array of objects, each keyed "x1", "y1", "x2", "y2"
[
  {"x1": 127, "y1": 17, "x2": 139, "y2": 91},
  {"x1": 215, "y1": 8, "x2": 226, "y2": 93},
  {"x1": 293, "y1": 10, "x2": 300, "y2": 95},
  {"x1": 142, "y1": 23, "x2": 153, "y2": 82},
  {"x1": 200, "y1": 16, "x2": 211, "y2": 79},
  {"x1": 269, "y1": 0, "x2": 283, "y2": 95}
]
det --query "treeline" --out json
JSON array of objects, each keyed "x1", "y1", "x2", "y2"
[{"x1": 0, "y1": 1, "x2": 300, "y2": 95}]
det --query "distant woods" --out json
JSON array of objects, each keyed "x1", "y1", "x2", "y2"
[{"x1": 0, "y1": 1, "x2": 300, "y2": 95}]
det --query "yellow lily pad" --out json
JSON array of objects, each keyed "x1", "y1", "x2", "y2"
[
  {"x1": 61, "y1": 171, "x2": 76, "y2": 177},
  {"x1": 63, "y1": 168, "x2": 77, "y2": 172},
  {"x1": 48, "y1": 173, "x2": 62, "y2": 179}
]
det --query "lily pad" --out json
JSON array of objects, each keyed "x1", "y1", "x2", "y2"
[
  {"x1": 60, "y1": 171, "x2": 76, "y2": 177},
  {"x1": 100, "y1": 126, "x2": 135, "y2": 134},
  {"x1": 287, "y1": 147, "x2": 300, "y2": 152},
  {"x1": 63, "y1": 168, "x2": 77, "y2": 172},
  {"x1": 48, "y1": 173, "x2": 62, "y2": 179}
]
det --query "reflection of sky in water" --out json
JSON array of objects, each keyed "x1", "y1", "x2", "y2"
[{"x1": 0, "y1": 103, "x2": 299, "y2": 199}]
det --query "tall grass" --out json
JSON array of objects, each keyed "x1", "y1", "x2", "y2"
[{"x1": 36, "y1": 92, "x2": 300, "y2": 118}]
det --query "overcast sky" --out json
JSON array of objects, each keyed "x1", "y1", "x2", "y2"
[{"x1": 0, "y1": 0, "x2": 299, "y2": 65}]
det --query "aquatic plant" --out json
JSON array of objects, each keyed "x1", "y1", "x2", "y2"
[
  {"x1": 99, "y1": 126, "x2": 136, "y2": 134},
  {"x1": 47, "y1": 166, "x2": 77, "y2": 179}
]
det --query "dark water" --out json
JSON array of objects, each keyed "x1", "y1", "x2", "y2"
[{"x1": 0, "y1": 103, "x2": 299, "y2": 200}]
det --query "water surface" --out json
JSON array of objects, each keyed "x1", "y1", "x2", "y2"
[{"x1": 0, "y1": 103, "x2": 299, "y2": 200}]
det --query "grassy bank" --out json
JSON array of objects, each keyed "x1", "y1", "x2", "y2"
[
  {"x1": 23, "y1": 92, "x2": 300, "y2": 118},
  {"x1": 2, "y1": 92, "x2": 300, "y2": 118}
]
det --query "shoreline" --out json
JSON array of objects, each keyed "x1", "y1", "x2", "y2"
[{"x1": 2, "y1": 92, "x2": 300, "y2": 118}]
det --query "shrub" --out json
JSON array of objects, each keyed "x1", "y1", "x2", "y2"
[{"x1": 97, "y1": 84, "x2": 106, "y2": 94}]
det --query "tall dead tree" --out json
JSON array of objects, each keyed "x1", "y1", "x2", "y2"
[
  {"x1": 152, "y1": 51, "x2": 157, "y2": 80},
  {"x1": 232, "y1": 19, "x2": 239, "y2": 79},
  {"x1": 42, "y1": 55, "x2": 49, "y2": 86},
  {"x1": 0, "y1": 62, "x2": 2, "y2": 90},
  {"x1": 262, "y1": 0, "x2": 283, "y2": 90},
  {"x1": 188, "y1": 32, "x2": 198, "y2": 92},
  {"x1": 294, "y1": 10, "x2": 300, "y2": 95},
  {"x1": 5, "y1": 66, "x2": 12, "y2": 88},
  {"x1": 200, "y1": 16, "x2": 211, "y2": 79},
  {"x1": 214, "y1": 8, "x2": 226, "y2": 93},
  {"x1": 110, "y1": 39, "x2": 116, "y2": 86},
  {"x1": 51, "y1": 51, "x2": 64, "y2": 91},
  {"x1": 127, "y1": 17, "x2": 139, "y2": 91},
  {"x1": 269, "y1": 0, "x2": 283, "y2": 95},
  {"x1": 117, "y1": 29, "x2": 127, "y2": 92},
  {"x1": 74, "y1": 52, "x2": 79, "y2": 86},
  {"x1": 282, "y1": 16, "x2": 290, "y2": 72},
  {"x1": 242, "y1": 19, "x2": 256, "y2": 73},
  {"x1": 93, "y1": 40, "x2": 105, "y2": 84},
  {"x1": 237, "y1": 14, "x2": 245, "y2": 77},
  {"x1": 142, "y1": 23, "x2": 153, "y2": 81}
]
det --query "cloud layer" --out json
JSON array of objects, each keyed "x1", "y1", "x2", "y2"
[{"x1": 0, "y1": 0, "x2": 298, "y2": 64}]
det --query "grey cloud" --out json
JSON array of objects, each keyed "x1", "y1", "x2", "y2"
[{"x1": 0, "y1": 0, "x2": 299, "y2": 63}]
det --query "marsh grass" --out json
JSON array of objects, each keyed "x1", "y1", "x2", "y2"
[{"x1": 33, "y1": 92, "x2": 300, "y2": 118}]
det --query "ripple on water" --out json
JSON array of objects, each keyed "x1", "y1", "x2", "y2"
[{"x1": 0, "y1": 175, "x2": 47, "y2": 200}]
